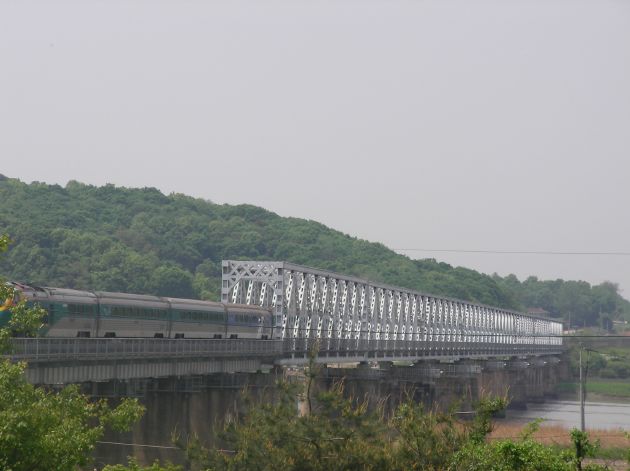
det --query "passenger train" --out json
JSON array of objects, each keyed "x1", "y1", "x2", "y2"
[{"x1": 1, "y1": 282, "x2": 273, "y2": 339}]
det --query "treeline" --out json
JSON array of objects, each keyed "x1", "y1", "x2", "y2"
[
  {"x1": 494, "y1": 275, "x2": 630, "y2": 329},
  {"x1": 0, "y1": 177, "x2": 628, "y2": 327}
]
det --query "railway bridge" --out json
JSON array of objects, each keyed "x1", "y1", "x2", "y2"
[{"x1": 5, "y1": 260, "x2": 563, "y2": 386}]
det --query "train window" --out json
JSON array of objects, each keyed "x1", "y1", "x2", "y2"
[
  {"x1": 104, "y1": 332, "x2": 116, "y2": 338},
  {"x1": 154, "y1": 333, "x2": 164, "y2": 338},
  {"x1": 184, "y1": 311, "x2": 207, "y2": 322},
  {"x1": 110, "y1": 306, "x2": 125, "y2": 317},
  {"x1": 76, "y1": 331, "x2": 90, "y2": 338},
  {"x1": 109, "y1": 306, "x2": 165, "y2": 319},
  {"x1": 68, "y1": 303, "x2": 94, "y2": 316},
  {"x1": 207, "y1": 312, "x2": 224, "y2": 323}
]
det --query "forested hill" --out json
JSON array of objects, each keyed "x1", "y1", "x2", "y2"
[{"x1": 1, "y1": 177, "x2": 628, "y2": 327}]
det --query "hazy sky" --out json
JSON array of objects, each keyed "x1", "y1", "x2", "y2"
[{"x1": 1, "y1": 1, "x2": 629, "y2": 298}]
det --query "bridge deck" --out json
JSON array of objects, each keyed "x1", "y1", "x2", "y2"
[{"x1": 4, "y1": 337, "x2": 563, "y2": 385}]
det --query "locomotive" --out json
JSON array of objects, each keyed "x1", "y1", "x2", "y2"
[{"x1": 1, "y1": 282, "x2": 273, "y2": 339}]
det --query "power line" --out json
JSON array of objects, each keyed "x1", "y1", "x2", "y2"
[
  {"x1": 394, "y1": 249, "x2": 630, "y2": 256},
  {"x1": 97, "y1": 441, "x2": 180, "y2": 450},
  {"x1": 96, "y1": 441, "x2": 236, "y2": 453}
]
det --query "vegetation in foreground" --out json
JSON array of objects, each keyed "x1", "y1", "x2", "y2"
[
  {"x1": 0, "y1": 235, "x2": 145, "y2": 471},
  {"x1": 491, "y1": 423, "x2": 630, "y2": 460},
  {"x1": 133, "y1": 371, "x2": 622, "y2": 471}
]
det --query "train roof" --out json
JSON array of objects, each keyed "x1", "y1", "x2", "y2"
[
  {"x1": 95, "y1": 291, "x2": 164, "y2": 302},
  {"x1": 165, "y1": 297, "x2": 225, "y2": 311},
  {"x1": 9, "y1": 283, "x2": 271, "y2": 313},
  {"x1": 10, "y1": 283, "x2": 98, "y2": 303}
]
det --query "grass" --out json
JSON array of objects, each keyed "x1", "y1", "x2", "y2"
[{"x1": 557, "y1": 380, "x2": 630, "y2": 398}]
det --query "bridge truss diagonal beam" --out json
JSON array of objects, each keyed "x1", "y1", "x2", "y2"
[{"x1": 221, "y1": 260, "x2": 563, "y2": 358}]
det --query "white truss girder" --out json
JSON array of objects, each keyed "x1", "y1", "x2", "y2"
[{"x1": 221, "y1": 261, "x2": 563, "y2": 352}]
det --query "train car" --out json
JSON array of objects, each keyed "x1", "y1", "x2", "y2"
[
  {"x1": 167, "y1": 297, "x2": 227, "y2": 339},
  {"x1": 4, "y1": 282, "x2": 274, "y2": 340},
  {"x1": 6, "y1": 283, "x2": 99, "y2": 337},
  {"x1": 95, "y1": 291, "x2": 171, "y2": 338},
  {"x1": 226, "y1": 303, "x2": 273, "y2": 339}
]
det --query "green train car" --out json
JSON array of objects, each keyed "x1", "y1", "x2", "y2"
[{"x1": 3, "y1": 282, "x2": 272, "y2": 339}]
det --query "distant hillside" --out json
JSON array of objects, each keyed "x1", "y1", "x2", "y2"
[{"x1": 1, "y1": 177, "x2": 628, "y2": 327}]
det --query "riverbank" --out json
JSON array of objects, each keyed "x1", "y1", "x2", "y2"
[
  {"x1": 558, "y1": 380, "x2": 630, "y2": 400},
  {"x1": 491, "y1": 419, "x2": 629, "y2": 468},
  {"x1": 491, "y1": 423, "x2": 629, "y2": 450},
  {"x1": 491, "y1": 399, "x2": 630, "y2": 467}
]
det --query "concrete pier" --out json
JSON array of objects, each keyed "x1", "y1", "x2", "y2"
[{"x1": 89, "y1": 355, "x2": 565, "y2": 467}]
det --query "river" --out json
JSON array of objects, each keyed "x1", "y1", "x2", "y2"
[{"x1": 500, "y1": 400, "x2": 630, "y2": 429}]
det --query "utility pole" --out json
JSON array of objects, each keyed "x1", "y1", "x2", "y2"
[{"x1": 579, "y1": 346, "x2": 586, "y2": 431}]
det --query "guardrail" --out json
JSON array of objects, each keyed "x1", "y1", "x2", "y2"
[
  {"x1": 6, "y1": 338, "x2": 285, "y2": 362},
  {"x1": 285, "y1": 337, "x2": 564, "y2": 360},
  {"x1": 4, "y1": 337, "x2": 564, "y2": 364}
]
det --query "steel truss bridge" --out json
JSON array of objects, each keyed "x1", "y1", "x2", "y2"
[
  {"x1": 5, "y1": 261, "x2": 563, "y2": 385},
  {"x1": 221, "y1": 260, "x2": 563, "y2": 362}
]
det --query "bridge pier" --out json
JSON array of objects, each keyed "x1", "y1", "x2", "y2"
[
  {"x1": 499, "y1": 356, "x2": 565, "y2": 409},
  {"x1": 93, "y1": 372, "x2": 281, "y2": 467},
  {"x1": 75, "y1": 354, "x2": 569, "y2": 467}
]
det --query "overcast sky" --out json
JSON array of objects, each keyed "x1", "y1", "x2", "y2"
[{"x1": 1, "y1": 0, "x2": 629, "y2": 299}]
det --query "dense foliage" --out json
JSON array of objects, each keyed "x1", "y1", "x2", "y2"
[
  {"x1": 173, "y1": 365, "x2": 609, "y2": 471},
  {"x1": 0, "y1": 362, "x2": 143, "y2": 471},
  {"x1": 495, "y1": 275, "x2": 630, "y2": 328},
  {"x1": 1, "y1": 177, "x2": 628, "y2": 327},
  {"x1": 103, "y1": 459, "x2": 183, "y2": 471},
  {"x1": 0, "y1": 235, "x2": 145, "y2": 471},
  {"x1": 564, "y1": 343, "x2": 630, "y2": 381}
]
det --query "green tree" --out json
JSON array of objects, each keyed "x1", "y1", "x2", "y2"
[
  {"x1": 150, "y1": 265, "x2": 195, "y2": 298},
  {"x1": 570, "y1": 428, "x2": 602, "y2": 471},
  {"x1": 452, "y1": 438, "x2": 575, "y2": 471},
  {"x1": 185, "y1": 380, "x2": 394, "y2": 471},
  {"x1": 103, "y1": 457, "x2": 182, "y2": 471},
  {"x1": 391, "y1": 395, "x2": 507, "y2": 470},
  {"x1": 0, "y1": 234, "x2": 145, "y2": 471}
]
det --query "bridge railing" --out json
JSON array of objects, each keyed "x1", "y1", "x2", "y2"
[
  {"x1": 4, "y1": 337, "x2": 562, "y2": 365},
  {"x1": 283, "y1": 337, "x2": 563, "y2": 360},
  {"x1": 6, "y1": 338, "x2": 284, "y2": 362}
]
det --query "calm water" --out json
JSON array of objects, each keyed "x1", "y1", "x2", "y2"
[{"x1": 501, "y1": 401, "x2": 630, "y2": 430}]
